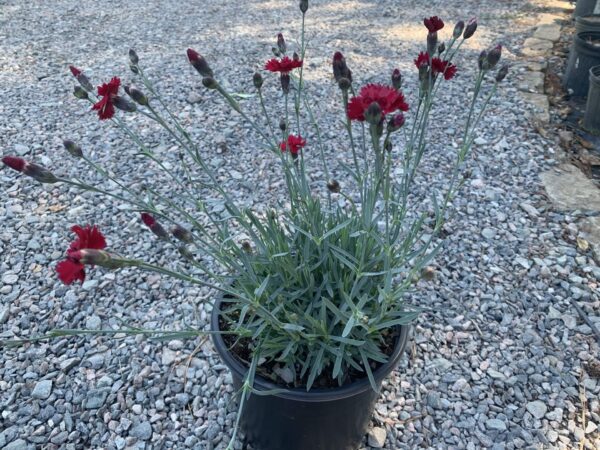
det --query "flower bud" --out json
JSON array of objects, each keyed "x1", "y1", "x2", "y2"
[
  {"x1": 487, "y1": 44, "x2": 502, "y2": 69},
  {"x1": 129, "y1": 48, "x2": 139, "y2": 65},
  {"x1": 453, "y1": 20, "x2": 464, "y2": 39},
  {"x1": 299, "y1": 0, "x2": 308, "y2": 13},
  {"x1": 253, "y1": 72, "x2": 264, "y2": 89},
  {"x1": 277, "y1": 33, "x2": 286, "y2": 54},
  {"x1": 202, "y1": 76, "x2": 218, "y2": 89},
  {"x1": 333, "y1": 51, "x2": 352, "y2": 82},
  {"x1": 327, "y1": 179, "x2": 341, "y2": 193},
  {"x1": 72, "y1": 249, "x2": 113, "y2": 267},
  {"x1": 421, "y1": 266, "x2": 435, "y2": 281},
  {"x1": 279, "y1": 119, "x2": 287, "y2": 131},
  {"x1": 427, "y1": 32, "x2": 438, "y2": 55},
  {"x1": 24, "y1": 163, "x2": 59, "y2": 184},
  {"x1": 63, "y1": 140, "x2": 83, "y2": 158},
  {"x1": 2, "y1": 156, "x2": 26, "y2": 172},
  {"x1": 496, "y1": 64, "x2": 509, "y2": 82},
  {"x1": 171, "y1": 224, "x2": 193, "y2": 243},
  {"x1": 338, "y1": 77, "x2": 351, "y2": 91},
  {"x1": 387, "y1": 113, "x2": 405, "y2": 132},
  {"x1": 384, "y1": 140, "x2": 393, "y2": 152},
  {"x1": 69, "y1": 66, "x2": 92, "y2": 92},
  {"x1": 478, "y1": 50, "x2": 489, "y2": 71},
  {"x1": 391, "y1": 68, "x2": 402, "y2": 90},
  {"x1": 141, "y1": 213, "x2": 169, "y2": 239},
  {"x1": 124, "y1": 85, "x2": 149, "y2": 106},
  {"x1": 437, "y1": 42, "x2": 446, "y2": 55},
  {"x1": 73, "y1": 86, "x2": 89, "y2": 100},
  {"x1": 69, "y1": 66, "x2": 82, "y2": 77},
  {"x1": 187, "y1": 48, "x2": 214, "y2": 77},
  {"x1": 271, "y1": 46, "x2": 281, "y2": 57},
  {"x1": 241, "y1": 240, "x2": 252, "y2": 253},
  {"x1": 365, "y1": 102, "x2": 382, "y2": 126},
  {"x1": 178, "y1": 246, "x2": 194, "y2": 261},
  {"x1": 112, "y1": 96, "x2": 137, "y2": 112},
  {"x1": 463, "y1": 18, "x2": 477, "y2": 39},
  {"x1": 280, "y1": 73, "x2": 290, "y2": 94},
  {"x1": 3, "y1": 156, "x2": 58, "y2": 184},
  {"x1": 130, "y1": 64, "x2": 140, "y2": 74}
]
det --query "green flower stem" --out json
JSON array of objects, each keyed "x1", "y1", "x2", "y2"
[
  {"x1": 258, "y1": 88, "x2": 276, "y2": 139},
  {"x1": 342, "y1": 89, "x2": 362, "y2": 184}
]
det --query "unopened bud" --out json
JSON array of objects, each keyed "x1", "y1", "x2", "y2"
[
  {"x1": 202, "y1": 76, "x2": 218, "y2": 89},
  {"x1": 241, "y1": 241, "x2": 252, "y2": 253},
  {"x1": 187, "y1": 48, "x2": 214, "y2": 77},
  {"x1": 279, "y1": 119, "x2": 287, "y2": 131},
  {"x1": 453, "y1": 20, "x2": 464, "y2": 39},
  {"x1": 421, "y1": 266, "x2": 435, "y2": 281},
  {"x1": 299, "y1": 0, "x2": 308, "y2": 13},
  {"x1": 365, "y1": 102, "x2": 382, "y2": 126},
  {"x1": 271, "y1": 46, "x2": 280, "y2": 57},
  {"x1": 63, "y1": 140, "x2": 83, "y2": 158},
  {"x1": 338, "y1": 77, "x2": 351, "y2": 91},
  {"x1": 280, "y1": 73, "x2": 290, "y2": 94},
  {"x1": 463, "y1": 18, "x2": 477, "y2": 39},
  {"x1": 141, "y1": 213, "x2": 169, "y2": 240},
  {"x1": 171, "y1": 225, "x2": 193, "y2": 243},
  {"x1": 277, "y1": 33, "x2": 286, "y2": 54},
  {"x1": 293, "y1": 52, "x2": 300, "y2": 63},
  {"x1": 391, "y1": 68, "x2": 402, "y2": 90},
  {"x1": 438, "y1": 42, "x2": 446, "y2": 55},
  {"x1": 384, "y1": 140, "x2": 393, "y2": 152},
  {"x1": 427, "y1": 32, "x2": 438, "y2": 55},
  {"x1": 129, "y1": 48, "x2": 139, "y2": 65},
  {"x1": 178, "y1": 246, "x2": 194, "y2": 261},
  {"x1": 130, "y1": 64, "x2": 139, "y2": 74},
  {"x1": 478, "y1": 50, "x2": 489, "y2": 71},
  {"x1": 2, "y1": 156, "x2": 26, "y2": 172},
  {"x1": 112, "y1": 96, "x2": 137, "y2": 112},
  {"x1": 73, "y1": 86, "x2": 89, "y2": 100},
  {"x1": 125, "y1": 85, "x2": 149, "y2": 106},
  {"x1": 333, "y1": 51, "x2": 352, "y2": 83},
  {"x1": 253, "y1": 72, "x2": 264, "y2": 89},
  {"x1": 327, "y1": 179, "x2": 341, "y2": 193},
  {"x1": 24, "y1": 163, "x2": 59, "y2": 184},
  {"x1": 487, "y1": 44, "x2": 502, "y2": 69},
  {"x1": 495, "y1": 64, "x2": 509, "y2": 82},
  {"x1": 76, "y1": 73, "x2": 94, "y2": 92},
  {"x1": 73, "y1": 249, "x2": 113, "y2": 267},
  {"x1": 387, "y1": 113, "x2": 405, "y2": 132}
]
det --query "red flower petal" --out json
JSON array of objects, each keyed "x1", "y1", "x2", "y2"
[
  {"x1": 56, "y1": 258, "x2": 86, "y2": 285},
  {"x1": 279, "y1": 134, "x2": 306, "y2": 155},
  {"x1": 187, "y1": 48, "x2": 200, "y2": 62},
  {"x1": 347, "y1": 84, "x2": 409, "y2": 121},
  {"x1": 141, "y1": 213, "x2": 156, "y2": 227},
  {"x1": 414, "y1": 51, "x2": 430, "y2": 69},
  {"x1": 2, "y1": 156, "x2": 26, "y2": 172},
  {"x1": 424, "y1": 16, "x2": 444, "y2": 33},
  {"x1": 92, "y1": 77, "x2": 120, "y2": 120},
  {"x1": 264, "y1": 56, "x2": 303, "y2": 74},
  {"x1": 69, "y1": 225, "x2": 107, "y2": 252}
]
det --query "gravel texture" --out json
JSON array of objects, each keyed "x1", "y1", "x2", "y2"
[{"x1": 1, "y1": 0, "x2": 600, "y2": 449}]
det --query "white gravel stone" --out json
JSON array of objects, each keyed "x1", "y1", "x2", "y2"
[{"x1": 367, "y1": 427, "x2": 387, "y2": 448}]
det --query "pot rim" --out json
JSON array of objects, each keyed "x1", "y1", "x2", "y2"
[{"x1": 210, "y1": 295, "x2": 411, "y2": 402}]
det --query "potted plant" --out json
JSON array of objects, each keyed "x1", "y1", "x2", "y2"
[{"x1": 1, "y1": 1, "x2": 506, "y2": 449}]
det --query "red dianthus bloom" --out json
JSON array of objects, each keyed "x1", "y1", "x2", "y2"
[
  {"x1": 347, "y1": 84, "x2": 409, "y2": 122},
  {"x1": 92, "y1": 77, "x2": 121, "y2": 120},
  {"x1": 56, "y1": 225, "x2": 107, "y2": 284},
  {"x1": 431, "y1": 58, "x2": 457, "y2": 80},
  {"x1": 414, "y1": 51, "x2": 430, "y2": 69},
  {"x1": 279, "y1": 134, "x2": 306, "y2": 155},
  {"x1": 424, "y1": 16, "x2": 444, "y2": 33},
  {"x1": 264, "y1": 56, "x2": 303, "y2": 74}
]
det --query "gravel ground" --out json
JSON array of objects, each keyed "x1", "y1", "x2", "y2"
[{"x1": 1, "y1": 0, "x2": 599, "y2": 449}]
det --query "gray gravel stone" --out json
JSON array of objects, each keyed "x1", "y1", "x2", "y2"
[
  {"x1": 367, "y1": 427, "x2": 387, "y2": 448},
  {"x1": 31, "y1": 380, "x2": 53, "y2": 399},
  {"x1": 526, "y1": 401, "x2": 548, "y2": 419},
  {"x1": 130, "y1": 421, "x2": 152, "y2": 440}
]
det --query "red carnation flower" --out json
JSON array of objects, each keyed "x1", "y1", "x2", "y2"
[
  {"x1": 69, "y1": 65, "x2": 82, "y2": 77},
  {"x1": 424, "y1": 16, "x2": 444, "y2": 33},
  {"x1": 2, "y1": 156, "x2": 26, "y2": 172},
  {"x1": 279, "y1": 134, "x2": 306, "y2": 156},
  {"x1": 92, "y1": 77, "x2": 121, "y2": 120},
  {"x1": 431, "y1": 58, "x2": 457, "y2": 80},
  {"x1": 56, "y1": 225, "x2": 107, "y2": 285},
  {"x1": 414, "y1": 51, "x2": 430, "y2": 69},
  {"x1": 347, "y1": 84, "x2": 409, "y2": 122},
  {"x1": 264, "y1": 56, "x2": 303, "y2": 74}
]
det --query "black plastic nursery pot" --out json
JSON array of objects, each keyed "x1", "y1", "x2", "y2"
[
  {"x1": 576, "y1": 14, "x2": 600, "y2": 34},
  {"x1": 564, "y1": 31, "x2": 600, "y2": 97},
  {"x1": 574, "y1": 0, "x2": 599, "y2": 17},
  {"x1": 211, "y1": 298, "x2": 411, "y2": 450},
  {"x1": 584, "y1": 65, "x2": 600, "y2": 134}
]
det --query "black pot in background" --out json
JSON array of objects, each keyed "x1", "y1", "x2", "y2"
[
  {"x1": 564, "y1": 31, "x2": 600, "y2": 97},
  {"x1": 584, "y1": 65, "x2": 600, "y2": 134},
  {"x1": 574, "y1": 0, "x2": 598, "y2": 18},
  {"x1": 211, "y1": 297, "x2": 411, "y2": 450}
]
